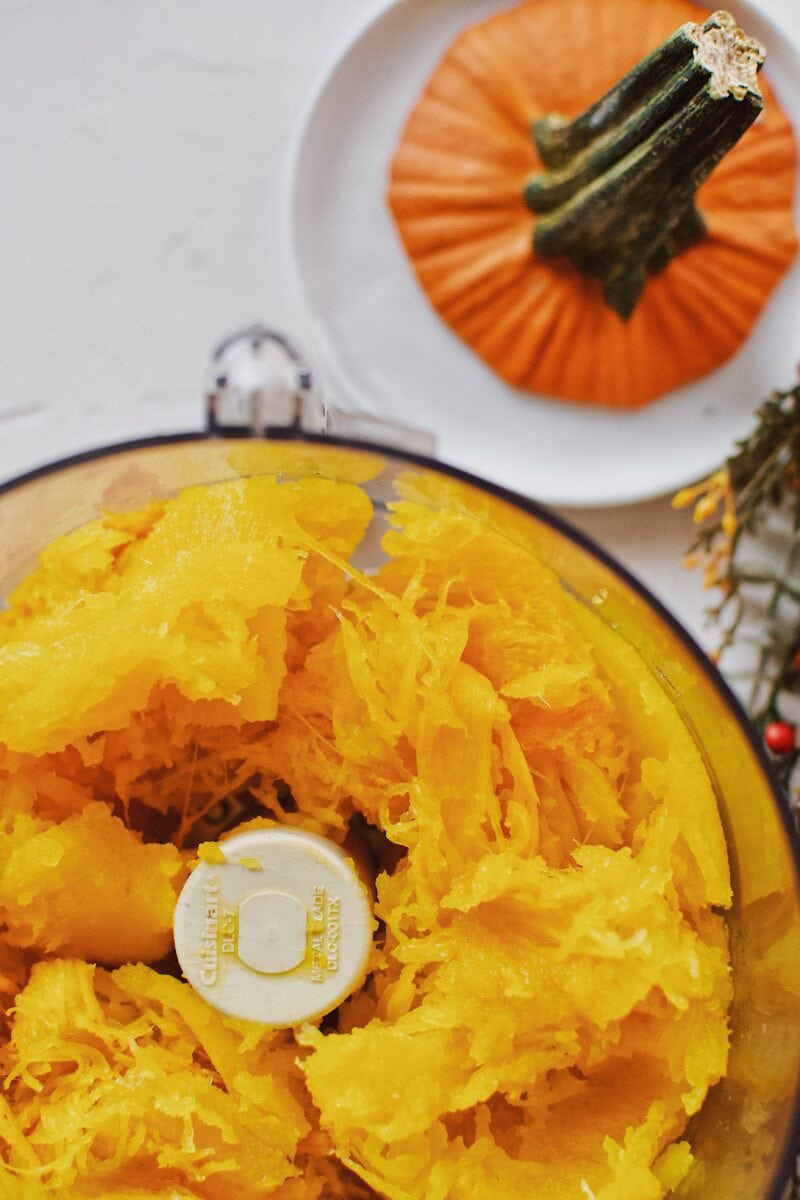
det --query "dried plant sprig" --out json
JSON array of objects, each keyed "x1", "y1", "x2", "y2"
[{"x1": 673, "y1": 377, "x2": 800, "y2": 785}]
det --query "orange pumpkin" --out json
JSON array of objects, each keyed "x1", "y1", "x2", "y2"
[{"x1": 387, "y1": 0, "x2": 798, "y2": 409}]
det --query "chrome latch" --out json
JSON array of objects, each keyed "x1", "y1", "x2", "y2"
[
  {"x1": 207, "y1": 325, "x2": 324, "y2": 436},
  {"x1": 206, "y1": 324, "x2": 435, "y2": 456}
]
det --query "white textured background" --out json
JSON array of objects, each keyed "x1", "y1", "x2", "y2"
[{"x1": 1, "y1": 0, "x2": 798, "y2": 651}]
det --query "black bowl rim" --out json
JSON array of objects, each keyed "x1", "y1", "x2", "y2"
[{"x1": 3, "y1": 427, "x2": 800, "y2": 1198}]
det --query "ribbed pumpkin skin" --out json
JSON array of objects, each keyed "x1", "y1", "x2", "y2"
[{"x1": 387, "y1": 0, "x2": 798, "y2": 409}]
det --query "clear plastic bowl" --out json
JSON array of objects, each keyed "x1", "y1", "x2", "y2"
[{"x1": 1, "y1": 432, "x2": 798, "y2": 1199}]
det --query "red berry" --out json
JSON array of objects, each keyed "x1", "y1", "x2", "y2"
[
  {"x1": 793, "y1": 647, "x2": 800, "y2": 672},
  {"x1": 764, "y1": 721, "x2": 796, "y2": 755}
]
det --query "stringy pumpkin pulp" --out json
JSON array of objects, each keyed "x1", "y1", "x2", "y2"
[{"x1": 0, "y1": 474, "x2": 731, "y2": 1198}]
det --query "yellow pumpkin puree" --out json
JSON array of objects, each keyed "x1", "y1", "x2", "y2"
[{"x1": 0, "y1": 475, "x2": 731, "y2": 1199}]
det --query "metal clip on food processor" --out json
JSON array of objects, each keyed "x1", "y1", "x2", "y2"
[{"x1": 206, "y1": 323, "x2": 435, "y2": 454}]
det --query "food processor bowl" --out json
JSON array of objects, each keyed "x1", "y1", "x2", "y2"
[{"x1": 1, "y1": 328, "x2": 798, "y2": 1200}]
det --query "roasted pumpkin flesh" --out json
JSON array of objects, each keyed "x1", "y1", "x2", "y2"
[{"x1": 0, "y1": 474, "x2": 732, "y2": 1198}]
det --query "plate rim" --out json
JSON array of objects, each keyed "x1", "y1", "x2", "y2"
[{"x1": 283, "y1": 0, "x2": 800, "y2": 509}]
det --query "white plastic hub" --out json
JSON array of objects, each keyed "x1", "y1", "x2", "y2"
[{"x1": 173, "y1": 827, "x2": 374, "y2": 1026}]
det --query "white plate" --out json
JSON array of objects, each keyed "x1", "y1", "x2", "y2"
[{"x1": 288, "y1": 0, "x2": 800, "y2": 508}]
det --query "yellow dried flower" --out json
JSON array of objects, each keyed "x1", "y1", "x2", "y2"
[
  {"x1": 693, "y1": 492, "x2": 720, "y2": 524},
  {"x1": 672, "y1": 485, "x2": 702, "y2": 510}
]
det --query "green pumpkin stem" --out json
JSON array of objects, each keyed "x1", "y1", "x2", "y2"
[{"x1": 524, "y1": 12, "x2": 765, "y2": 319}]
